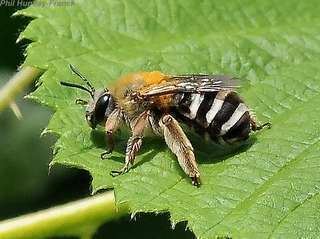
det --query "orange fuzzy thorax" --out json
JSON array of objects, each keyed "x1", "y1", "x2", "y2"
[{"x1": 109, "y1": 71, "x2": 173, "y2": 113}]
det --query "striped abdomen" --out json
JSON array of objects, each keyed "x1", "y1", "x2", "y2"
[{"x1": 174, "y1": 91, "x2": 252, "y2": 144}]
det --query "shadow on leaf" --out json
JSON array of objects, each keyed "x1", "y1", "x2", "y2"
[
  {"x1": 90, "y1": 129, "x2": 166, "y2": 167},
  {"x1": 89, "y1": 126, "x2": 257, "y2": 170},
  {"x1": 189, "y1": 130, "x2": 257, "y2": 165}
]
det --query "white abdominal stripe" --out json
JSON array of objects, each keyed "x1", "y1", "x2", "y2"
[
  {"x1": 178, "y1": 91, "x2": 249, "y2": 137},
  {"x1": 206, "y1": 98, "x2": 224, "y2": 124},
  {"x1": 188, "y1": 93, "x2": 204, "y2": 119},
  {"x1": 220, "y1": 103, "x2": 248, "y2": 135}
]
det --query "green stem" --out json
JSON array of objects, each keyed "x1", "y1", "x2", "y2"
[
  {"x1": 0, "y1": 66, "x2": 42, "y2": 112},
  {"x1": 0, "y1": 191, "x2": 128, "y2": 239}
]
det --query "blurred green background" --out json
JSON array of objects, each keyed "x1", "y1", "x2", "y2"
[{"x1": 0, "y1": 5, "x2": 195, "y2": 239}]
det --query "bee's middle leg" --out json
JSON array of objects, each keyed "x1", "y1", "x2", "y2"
[
  {"x1": 158, "y1": 114, "x2": 201, "y2": 187},
  {"x1": 110, "y1": 111, "x2": 149, "y2": 177}
]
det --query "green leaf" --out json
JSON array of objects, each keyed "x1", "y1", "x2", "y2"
[{"x1": 19, "y1": 0, "x2": 320, "y2": 238}]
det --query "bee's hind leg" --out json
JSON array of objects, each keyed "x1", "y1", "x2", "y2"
[
  {"x1": 158, "y1": 114, "x2": 201, "y2": 187},
  {"x1": 255, "y1": 122, "x2": 272, "y2": 131},
  {"x1": 110, "y1": 111, "x2": 149, "y2": 177},
  {"x1": 250, "y1": 116, "x2": 272, "y2": 132}
]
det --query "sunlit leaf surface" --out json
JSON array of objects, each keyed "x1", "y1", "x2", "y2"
[{"x1": 20, "y1": 0, "x2": 320, "y2": 237}]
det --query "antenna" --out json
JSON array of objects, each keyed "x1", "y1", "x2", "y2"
[
  {"x1": 69, "y1": 64, "x2": 96, "y2": 93},
  {"x1": 60, "y1": 81, "x2": 94, "y2": 98}
]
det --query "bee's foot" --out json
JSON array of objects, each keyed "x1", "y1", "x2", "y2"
[
  {"x1": 110, "y1": 170, "x2": 122, "y2": 177},
  {"x1": 191, "y1": 176, "x2": 201, "y2": 187},
  {"x1": 100, "y1": 150, "x2": 112, "y2": 160},
  {"x1": 75, "y1": 99, "x2": 88, "y2": 105},
  {"x1": 110, "y1": 166, "x2": 130, "y2": 177},
  {"x1": 257, "y1": 122, "x2": 272, "y2": 131},
  {"x1": 264, "y1": 122, "x2": 272, "y2": 129}
]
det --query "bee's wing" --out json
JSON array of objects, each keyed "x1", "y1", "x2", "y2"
[{"x1": 140, "y1": 75, "x2": 238, "y2": 97}]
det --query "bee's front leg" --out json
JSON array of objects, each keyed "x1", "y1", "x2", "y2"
[
  {"x1": 159, "y1": 114, "x2": 201, "y2": 187},
  {"x1": 101, "y1": 109, "x2": 123, "y2": 159},
  {"x1": 110, "y1": 111, "x2": 149, "y2": 176}
]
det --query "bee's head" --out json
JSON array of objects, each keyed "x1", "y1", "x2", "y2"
[
  {"x1": 61, "y1": 64, "x2": 115, "y2": 129},
  {"x1": 85, "y1": 89, "x2": 115, "y2": 129}
]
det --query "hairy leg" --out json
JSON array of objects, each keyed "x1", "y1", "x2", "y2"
[
  {"x1": 159, "y1": 114, "x2": 201, "y2": 186},
  {"x1": 110, "y1": 111, "x2": 149, "y2": 176},
  {"x1": 101, "y1": 109, "x2": 123, "y2": 159}
]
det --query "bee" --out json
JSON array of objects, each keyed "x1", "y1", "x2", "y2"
[{"x1": 61, "y1": 65, "x2": 271, "y2": 186}]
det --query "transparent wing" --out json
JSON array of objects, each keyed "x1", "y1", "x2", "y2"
[{"x1": 140, "y1": 74, "x2": 238, "y2": 97}]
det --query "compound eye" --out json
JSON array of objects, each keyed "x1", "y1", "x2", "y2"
[
  {"x1": 99, "y1": 95, "x2": 110, "y2": 105},
  {"x1": 93, "y1": 94, "x2": 110, "y2": 124},
  {"x1": 95, "y1": 94, "x2": 110, "y2": 112}
]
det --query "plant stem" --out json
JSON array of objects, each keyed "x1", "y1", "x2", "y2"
[
  {"x1": 0, "y1": 66, "x2": 41, "y2": 112},
  {"x1": 0, "y1": 191, "x2": 128, "y2": 239}
]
